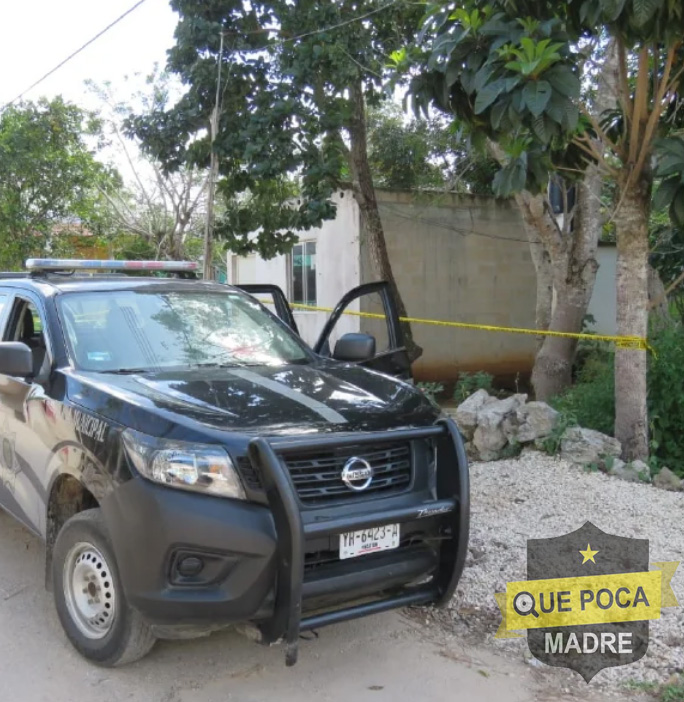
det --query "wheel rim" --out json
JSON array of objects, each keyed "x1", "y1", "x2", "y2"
[{"x1": 63, "y1": 542, "x2": 117, "y2": 640}]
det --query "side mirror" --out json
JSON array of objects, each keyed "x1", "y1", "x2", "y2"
[
  {"x1": 333, "y1": 333, "x2": 376, "y2": 362},
  {"x1": 0, "y1": 342, "x2": 33, "y2": 377}
]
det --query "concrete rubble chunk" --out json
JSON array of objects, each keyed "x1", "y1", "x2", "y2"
[
  {"x1": 559, "y1": 426, "x2": 621, "y2": 466},
  {"x1": 473, "y1": 394, "x2": 527, "y2": 461},
  {"x1": 653, "y1": 466, "x2": 682, "y2": 491},
  {"x1": 503, "y1": 401, "x2": 560, "y2": 444}
]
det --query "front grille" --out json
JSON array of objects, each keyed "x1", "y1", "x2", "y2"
[{"x1": 283, "y1": 442, "x2": 412, "y2": 505}]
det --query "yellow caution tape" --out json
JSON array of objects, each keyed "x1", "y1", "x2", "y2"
[{"x1": 278, "y1": 301, "x2": 652, "y2": 353}]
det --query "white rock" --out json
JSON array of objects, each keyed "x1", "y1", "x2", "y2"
[
  {"x1": 453, "y1": 389, "x2": 494, "y2": 440},
  {"x1": 503, "y1": 401, "x2": 560, "y2": 443},
  {"x1": 559, "y1": 426, "x2": 621, "y2": 465},
  {"x1": 473, "y1": 394, "x2": 527, "y2": 461}
]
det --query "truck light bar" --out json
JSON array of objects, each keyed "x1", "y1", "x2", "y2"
[{"x1": 25, "y1": 259, "x2": 199, "y2": 273}]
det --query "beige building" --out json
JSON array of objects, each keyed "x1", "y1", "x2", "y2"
[{"x1": 228, "y1": 189, "x2": 616, "y2": 382}]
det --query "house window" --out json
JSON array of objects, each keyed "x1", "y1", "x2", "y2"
[{"x1": 291, "y1": 242, "x2": 317, "y2": 306}]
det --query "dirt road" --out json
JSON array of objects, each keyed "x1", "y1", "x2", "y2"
[{"x1": 0, "y1": 509, "x2": 639, "y2": 702}]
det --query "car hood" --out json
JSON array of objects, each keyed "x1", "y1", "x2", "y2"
[{"x1": 66, "y1": 362, "x2": 439, "y2": 435}]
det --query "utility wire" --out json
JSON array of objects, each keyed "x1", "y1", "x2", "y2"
[
  {"x1": 1, "y1": 0, "x2": 148, "y2": 112},
  {"x1": 221, "y1": 0, "x2": 399, "y2": 48},
  {"x1": 1, "y1": 0, "x2": 397, "y2": 112}
]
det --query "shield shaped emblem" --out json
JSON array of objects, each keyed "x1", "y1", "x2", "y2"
[{"x1": 526, "y1": 521, "x2": 649, "y2": 681}]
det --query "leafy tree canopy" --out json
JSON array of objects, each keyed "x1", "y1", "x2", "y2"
[
  {"x1": 367, "y1": 105, "x2": 497, "y2": 192},
  {"x1": 0, "y1": 97, "x2": 118, "y2": 269},
  {"x1": 405, "y1": 0, "x2": 684, "y2": 213},
  {"x1": 127, "y1": 0, "x2": 424, "y2": 259}
]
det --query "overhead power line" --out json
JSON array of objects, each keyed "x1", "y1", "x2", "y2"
[
  {"x1": 0, "y1": 0, "x2": 149, "y2": 112},
  {"x1": 219, "y1": 0, "x2": 399, "y2": 50},
  {"x1": 267, "y1": 0, "x2": 398, "y2": 47},
  {"x1": 1, "y1": 0, "x2": 397, "y2": 113}
]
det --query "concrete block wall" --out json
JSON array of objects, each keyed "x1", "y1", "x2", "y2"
[{"x1": 360, "y1": 190, "x2": 537, "y2": 381}]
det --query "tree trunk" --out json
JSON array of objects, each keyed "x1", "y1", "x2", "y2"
[
  {"x1": 614, "y1": 177, "x2": 651, "y2": 460},
  {"x1": 515, "y1": 192, "x2": 553, "y2": 345},
  {"x1": 529, "y1": 173, "x2": 601, "y2": 400},
  {"x1": 490, "y1": 139, "x2": 599, "y2": 396},
  {"x1": 346, "y1": 78, "x2": 423, "y2": 362},
  {"x1": 487, "y1": 142, "x2": 554, "y2": 347}
]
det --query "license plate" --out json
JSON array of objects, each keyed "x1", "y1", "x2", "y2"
[{"x1": 339, "y1": 524, "x2": 400, "y2": 560}]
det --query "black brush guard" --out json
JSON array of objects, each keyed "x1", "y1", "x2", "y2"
[{"x1": 247, "y1": 418, "x2": 469, "y2": 665}]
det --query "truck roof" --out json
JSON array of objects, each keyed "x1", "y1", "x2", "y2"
[{"x1": 0, "y1": 275, "x2": 232, "y2": 297}]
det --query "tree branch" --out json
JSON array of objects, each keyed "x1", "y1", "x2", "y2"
[
  {"x1": 628, "y1": 46, "x2": 651, "y2": 165},
  {"x1": 580, "y1": 105, "x2": 621, "y2": 157},
  {"x1": 633, "y1": 43, "x2": 680, "y2": 179},
  {"x1": 617, "y1": 37, "x2": 634, "y2": 133},
  {"x1": 572, "y1": 134, "x2": 618, "y2": 176}
]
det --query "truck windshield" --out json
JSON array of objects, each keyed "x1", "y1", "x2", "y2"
[{"x1": 58, "y1": 289, "x2": 311, "y2": 372}]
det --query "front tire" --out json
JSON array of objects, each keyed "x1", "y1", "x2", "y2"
[{"x1": 52, "y1": 508, "x2": 156, "y2": 666}]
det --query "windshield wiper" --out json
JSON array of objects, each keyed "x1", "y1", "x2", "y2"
[{"x1": 104, "y1": 367, "x2": 155, "y2": 375}]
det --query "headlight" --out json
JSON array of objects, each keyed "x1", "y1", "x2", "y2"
[{"x1": 122, "y1": 429, "x2": 246, "y2": 500}]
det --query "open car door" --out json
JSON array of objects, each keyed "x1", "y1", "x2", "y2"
[
  {"x1": 235, "y1": 284, "x2": 299, "y2": 336},
  {"x1": 236, "y1": 281, "x2": 412, "y2": 381},
  {"x1": 313, "y1": 281, "x2": 412, "y2": 382}
]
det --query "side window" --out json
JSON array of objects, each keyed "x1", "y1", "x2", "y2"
[
  {"x1": 290, "y1": 242, "x2": 317, "y2": 306},
  {"x1": 4, "y1": 298, "x2": 50, "y2": 379}
]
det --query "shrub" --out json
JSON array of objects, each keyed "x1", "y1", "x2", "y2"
[
  {"x1": 548, "y1": 325, "x2": 684, "y2": 477},
  {"x1": 550, "y1": 351, "x2": 615, "y2": 436},
  {"x1": 539, "y1": 409, "x2": 577, "y2": 455},
  {"x1": 648, "y1": 325, "x2": 684, "y2": 477},
  {"x1": 453, "y1": 371, "x2": 494, "y2": 403},
  {"x1": 417, "y1": 381, "x2": 444, "y2": 403}
]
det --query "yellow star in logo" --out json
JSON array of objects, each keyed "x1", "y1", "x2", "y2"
[{"x1": 579, "y1": 544, "x2": 599, "y2": 564}]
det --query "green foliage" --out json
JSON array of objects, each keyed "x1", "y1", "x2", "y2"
[
  {"x1": 499, "y1": 439, "x2": 522, "y2": 459},
  {"x1": 367, "y1": 107, "x2": 497, "y2": 193},
  {"x1": 539, "y1": 409, "x2": 577, "y2": 456},
  {"x1": 453, "y1": 371, "x2": 494, "y2": 402},
  {"x1": 648, "y1": 325, "x2": 684, "y2": 476},
  {"x1": 544, "y1": 326, "x2": 684, "y2": 476},
  {"x1": 408, "y1": 0, "x2": 684, "y2": 204},
  {"x1": 417, "y1": 381, "x2": 444, "y2": 403},
  {"x1": 129, "y1": 0, "x2": 424, "y2": 259},
  {"x1": 550, "y1": 352, "x2": 615, "y2": 436},
  {"x1": 654, "y1": 137, "x2": 684, "y2": 228},
  {"x1": 622, "y1": 679, "x2": 659, "y2": 694},
  {"x1": 0, "y1": 97, "x2": 117, "y2": 269},
  {"x1": 660, "y1": 676, "x2": 684, "y2": 702},
  {"x1": 409, "y1": 6, "x2": 587, "y2": 197}
]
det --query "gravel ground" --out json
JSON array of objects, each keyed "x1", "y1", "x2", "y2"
[{"x1": 442, "y1": 451, "x2": 684, "y2": 688}]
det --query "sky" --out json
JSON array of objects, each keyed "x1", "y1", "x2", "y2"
[{"x1": 0, "y1": 0, "x2": 178, "y2": 111}]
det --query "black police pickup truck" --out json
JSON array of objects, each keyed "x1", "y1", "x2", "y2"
[{"x1": 0, "y1": 258, "x2": 468, "y2": 667}]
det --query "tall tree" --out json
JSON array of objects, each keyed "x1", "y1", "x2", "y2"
[
  {"x1": 410, "y1": 1, "x2": 684, "y2": 460},
  {"x1": 367, "y1": 106, "x2": 498, "y2": 191},
  {"x1": 129, "y1": 0, "x2": 426, "y2": 360},
  {"x1": 0, "y1": 97, "x2": 116, "y2": 269}
]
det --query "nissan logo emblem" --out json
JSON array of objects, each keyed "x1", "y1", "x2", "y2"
[{"x1": 341, "y1": 456, "x2": 373, "y2": 491}]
